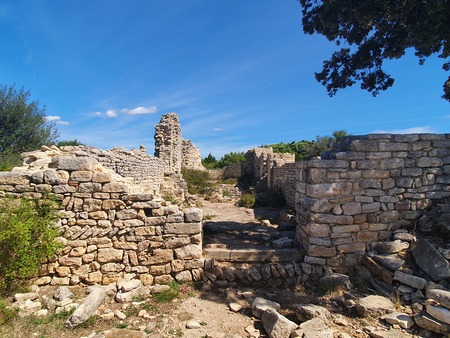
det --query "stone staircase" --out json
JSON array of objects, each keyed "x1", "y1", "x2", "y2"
[{"x1": 202, "y1": 220, "x2": 304, "y2": 263}]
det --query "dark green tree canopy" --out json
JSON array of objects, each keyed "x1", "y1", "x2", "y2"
[
  {"x1": 0, "y1": 84, "x2": 59, "y2": 154},
  {"x1": 299, "y1": 0, "x2": 450, "y2": 101}
]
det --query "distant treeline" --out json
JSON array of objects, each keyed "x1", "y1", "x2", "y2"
[{"x1": 202, "y1": 130, "x2": 348, "y2": 168}]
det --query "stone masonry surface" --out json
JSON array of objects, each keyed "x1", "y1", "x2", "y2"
[
  {"x1": 295, "y1": 133, "x2": 450, "y2": 272},
  {"x1": 0, "y1": 147, "x2": 204, "y2": 286}
]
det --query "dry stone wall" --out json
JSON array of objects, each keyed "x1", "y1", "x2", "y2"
[
  {"x1": 271, "y1": 163, "x2": 297, "y2": 208},
  {"x1": 295, "y1": 133, "x2": 450, "y2": 272},
  {"x1": 0, "y1": 148, "x2": 205, "y2": 287},
  {"x1": 67, "y1": 146, "x2": 165, "y2": 196}
]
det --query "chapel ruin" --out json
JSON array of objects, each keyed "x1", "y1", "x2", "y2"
[{"x1": 0, "y1": 113, "x2": 449, "y2": 289}]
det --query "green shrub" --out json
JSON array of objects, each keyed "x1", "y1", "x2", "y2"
[
  {"x1": 0, "y1": 153, "x2": 22, "y2": 172},
  {"x1": 153, "y1": 281, "x2": 180, "y2": 303},
  {"x1": 182, "y1": 169, "x2": 214, "y2": 195},
  {"x1": 0, "y1": 194, "x2": 62, "y2": 291},
  {"x1": 56, "y1": 139, "x2": 84, "y2": 147},
  {"x1": 237, "y1": 194, "x2": 256, "y2": 208},
  {"x1": 0, "y1": 300, "x2": 17, "y2": 324}
]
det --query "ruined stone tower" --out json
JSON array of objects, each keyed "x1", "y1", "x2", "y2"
[
  {"x1": 154, "y1": 112, "x2": 205, "y2": 174},
  {"x1": 154, "y1": 112, "x2": 183, "y2": 174}
]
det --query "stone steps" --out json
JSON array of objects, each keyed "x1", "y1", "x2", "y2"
[{"x1": 203, "y1": 246, "x2": 304, "y2": 263}]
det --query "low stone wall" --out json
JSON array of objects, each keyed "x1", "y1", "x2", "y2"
[
  {"x1": 295, "y1": 133, "x2": 450, "y2": 272},
  {"x1": 0, "y1": 150, "x2": 204, "y2": 286},
  {"x1": 79, "y1": 146, "x2": 165, "y2": 196}
]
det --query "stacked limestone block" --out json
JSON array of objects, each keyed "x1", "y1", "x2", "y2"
[
  {"x1": 0, "y1": 150, "x2": 204, "y2": 287},
  {"x1": 296, "y1": 133, "x2": 450, "y2": 273}
]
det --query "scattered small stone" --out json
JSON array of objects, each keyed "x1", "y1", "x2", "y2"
[
  {"x1": 229, "y1": 302, "x2": 243, "y2": 312},
  {"x1": 186, "y1": 320, "x2": 202, "y2": 329},
  {"x1": 114, "y1": 310, "x2": 126, "y2": 320},
  {"x1": 356, "y1": 295, "x2": 396, "y2": 317},
  {"x1": 382, "y1": 312, "x2": 415, "y2": 329},
  {"x1": 252, "y1": 297, "x2": 280, "y2": 319},
  {"x1": 54, "y1": 286, "x2": 73, "y2": 301},
  {"x1": 262, "y1": 308, "x2": 298, "y2": 338}
]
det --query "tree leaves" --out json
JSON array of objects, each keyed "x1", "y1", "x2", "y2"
[
  {"x1": 299, "y1": 0, "x2": 450, "y2": 101},
  {"x1": 0, "y1": 84, "x2": 59, "y2": 155}
]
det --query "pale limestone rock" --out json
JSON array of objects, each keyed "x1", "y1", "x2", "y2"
[
  {"x1": 292, "y1": 317, "x2": 333, "y2": 338},
  {"x1": 52, "y1": 156, "x2": 96, "y2": 171},
  {"x1": 184, "y1": 208, "x2": 203, "y2": 222},
  {"x1": 414, "y1": 310, "x2": 450, "y2": 334},
  {"x1": 356, "y1": 295, "x2": 396, "y2": 317},
  {"x1": 186, "y1": 320, "x2": 202, "y2": 329},
  {"x1": 54, "y1": 286, "x2": 73, "y2": 302},
  {"x1": 116, "y1": 285, "x2": 149, "y2": 303},
  {"x1": 65, "y1": 286, "x2": 106, "y2": 328},
  {"x1": 412, "y1": 238, "x2": 450, "y2": 282},
  {"x1": 97, "y1": 248, "x2": 123, "y2": 263},
  {"x1": 14, "y1": 292, "x2": 39, "y2": 302},
  {"x1": 426, "y1": 304, "x2": 450, "y2": 325},
  {"x1": 229, "y1": 302, "x2": 243, "y2": 312},
  {"x1": 294, "y1": 304, "x2": 331, "y2": 322},
  {"x1": 117, "y1": 279, "x2": 142, "y2": 293},
  {"x1": 375, "y1": 240, "x2": 409, "y2": 254},
  {"x1": 261, "y1": 308, "x2": 298, "y2": 338},
  {"x1": 382, "y1": 312, "x2": 415, "y2": 329},
  {"x1": 252, "y1": 297, "x2": 281, "y2": 319},
  {"x1": 427, "y1": 288, "x2": 450, "y2": 309},
  {"x1": 393, "y1": 271, "x2": 427, "y2": 290}
]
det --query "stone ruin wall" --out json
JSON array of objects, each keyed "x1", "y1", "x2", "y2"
[
  {"x1": 181, "y1": 139, "x2": 204, "y2": 171},
  {"x1": 295, "y1": 133, "x2": 450, "y2": 273},
  {"x1": 271, "y1": 162, "x2": 297, "y2": 208},
  {"x1": 0, "y1": 150, "x2": 205, "y2": 287},
  {"x1": 154, "y1": 112, "x2": 204, "y2": 175},
  {"x1": 67, "y1": 146, "x2": 165, "y2": 196}
]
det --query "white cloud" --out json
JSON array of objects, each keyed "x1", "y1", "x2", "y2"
[
  {"x1": 121, "y1": 105, "x2": 158, "y2": 115},
  {"x1": 372, "y1": 126, "x2": 436, "y2": 134},
  {"x1": 94, "y1": 111, "x2": 102, "y2": 116},
  {"x1": 45, "y1": 115, "x2": 69, "y2": 125},
  {"x1": 106, "y1": 109, "x2": 117, "y2": 118},
  {"x1": 212, "y1": 128, "x2": 222, "y2": 131}
]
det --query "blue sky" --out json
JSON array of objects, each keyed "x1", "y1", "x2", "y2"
[{"x1": 1, "y1": 1, "x2": 449, "y2": 158}]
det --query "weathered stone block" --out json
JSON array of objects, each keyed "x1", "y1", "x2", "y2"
[
  {"x1": 102, "y1": 200, "x2": 126, "y2": 210},
  {"x1": 78, "y1": 182, "x2": 101, "y2": 193},
  {"x1": 70, "y1": 171, "x2": 93, "y2": 182},
  {"x1": 92, "y1": 172, "x2": 111, "y2": 183},
  {"x1": 102, "y1": 182, "x2": 130, "y2": 193},
  {"x1": 164, "y1": 222, "x2": 202, "y2": 235},
  {"x1": 134, "y1": 226, "x2": 156, "y2": 236},
  {"x1": 174, "y1": 244, "x2": 202, "y2": 259},
  {"x1": 184, "y1": 208, "x2": 203, "y2": 222},
  {"x1": 308, "y1": 245, "x2": 337, "y2": 257},
  {"x1": 145, "y1": 249, "x2": 173, "y2": 265},
  {"x1": 97, "y1": 248, "x2": 123, "y2": 263},
  {"x1": 307, "y1": 182, "x2": 352, "y2": 198},
  {"x1": 52, "y1": 156, "x2": 96, "y2": 171},
  {"x1": 342, "y1": 202, "x2": 361, "y2": 215},
  {"x1": 337, "y1": 242, "x2": 365, "y2": 253},
  {"x1": 394, "y1": 271, "x2": 427, "y2": 289},
  {"x1": 44, "y1": 169, "x2": 69, "y2": 185},
  {"x1": 305, "y1": 223, "x2": 330, "y2": 237}
]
